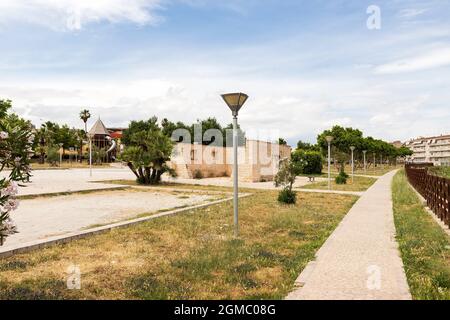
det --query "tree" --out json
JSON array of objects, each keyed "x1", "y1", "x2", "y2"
[
  {"x1": 292, "y1": 150, "x2": 323, "y2": 175},
  {"x1": 79, "y1": 109, "x2": 91, "y2": 134},
  {"x1": 122, "y1": 117, "x2": 159, "y2": 146},
  {"x1": 278, "y1": 138, "x2": 287, "y2": 145},
  {"x1": 397, "y1": 146, "x2": 413, "y2": 159},
  {"x1": 0, "y1": 99, "x2": 33, "y2": 245},
  {"x1": 121, "y1": 121, "x2": 176, "y2": 185},
  {"x1": 296, "y1": 140, "x2": 319, "y2": 152},
  {"x1": 274, "y1": 159, "x2": 298, "y2": 204},
  {"x1": 317, "y1": 126, "x2": 365, "y2": 172}
]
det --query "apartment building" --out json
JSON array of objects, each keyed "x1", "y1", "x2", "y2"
[{"x1": 405, "y1": 134, "x2": 450, "y2": 166}]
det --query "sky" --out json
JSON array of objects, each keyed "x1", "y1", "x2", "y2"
[{"x1": 0, "y1": 0, "x2": 449, "y2": 146}]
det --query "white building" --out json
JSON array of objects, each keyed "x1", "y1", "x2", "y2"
[{"x1": 405, "y1": 134, "x2": 450, "y2": 166}]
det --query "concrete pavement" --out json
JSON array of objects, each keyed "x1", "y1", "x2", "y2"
[{"x1": 287, "y1": 170, "x2": 411, "y2": 300}]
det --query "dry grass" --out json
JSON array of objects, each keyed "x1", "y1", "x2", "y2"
[
  {"x1": 0, "y1": 189, "x2": 357, "y2": 300},
  {"x1": 429, "y1": 166, "x2": 450, "y2": 179},
  {"x1": 329, "y1": 165, "x2": 399, "y2": 177},
  {"x1": 302, "y1": 175, "x2": 377, "y2": 192},
  {"x1": 392, "y1": 170, "x2": 450, "y2": 300}
]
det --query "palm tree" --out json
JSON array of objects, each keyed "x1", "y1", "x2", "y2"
[{"x1": 79, "y1": 109, "x2": 91, "y2": 133}]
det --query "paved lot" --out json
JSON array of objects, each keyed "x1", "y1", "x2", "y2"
[
  {"x1": 286, "y1": 170, "x2": 411, "y2": 300},
  {"x1": 2, "y1": 167, "x2": 326, "y2": 196},
  {"x1": 2, "y1": 168, "x2": 136, "y2": 196},
  {"x1": 3, "y1": 189, "x2": 216, "y2": 250}
]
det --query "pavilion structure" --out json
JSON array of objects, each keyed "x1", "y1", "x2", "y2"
[{"x1": 88, "y1": 118, "x2": 117, "y2": 163}]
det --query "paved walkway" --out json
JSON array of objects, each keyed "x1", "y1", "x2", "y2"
[
  {"x1": 287, "y1": 170, "x2": 411, "y2": 300},
  {"x1": 1, "y1": 168, "x2": 327, "y2": 196}
]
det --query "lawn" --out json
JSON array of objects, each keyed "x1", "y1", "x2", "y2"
[
  {"x1": 0, "y1": 189, "x2": 357, "y2": 300},
  {"x1": 301, "y1": 175, "x2": 377, "y2": 192},
  {"x1": 30, "y1": 162, "x2": 111, "y2": 170},
  {"x1": 429, "y1": 166, "x2": 450, "y2": 179},
  {"x1": 392, "y1": 170, "x2": 450, "y2": 300},
  {"x1": 329, "y1": 164, "x2": 399, "y2": 177}
]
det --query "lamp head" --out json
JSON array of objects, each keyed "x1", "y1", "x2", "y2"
[
  {"x1": 325, "y1": 136, "x2": 334, "y2": 143},
  {"x1": 350, "y1": 146, "x2": 355, "y2": 151},
  {"x1": 221, "y1": 92, "x2": 249, "y2": 117}
]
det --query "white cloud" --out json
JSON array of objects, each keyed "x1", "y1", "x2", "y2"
[
  {"x1": 374, "y1": 48, "x2": 450, "y2": 74},
  {"x1": 0, "y1": 0, "x2": 163, "y2": 31}
]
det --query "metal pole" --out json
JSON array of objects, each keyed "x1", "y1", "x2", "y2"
[
  {"x1": 328, "y1": 142, "x2": 331, "y2": 190},
  {"x1": 59, "y1": 148, "x2": 62, "y2": 167},
  {"x1": 351, "y1": 149, "x2": 354, "y2": 183},
  {"x1": 90, "y1": 138, "x2": 93, "y2": 175},
  {"x1": 233, "y1": 115, "x2": 239, "y2": 237},
  {"x1": 363, "y1": 151, "x2": 367, "y2": 173}
]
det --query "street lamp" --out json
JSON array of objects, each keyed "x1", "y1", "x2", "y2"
[
  {"x1": 326, "y1": 136, "x2": 334, "y2": 190},
  {"x1": 373, "y1": 152, "x2": 376, "y2": 170},
  {"x1": 363, "y1": 150, "x2": 367, "y2": 173},
  {"x1": 350, "y1": 146, "x2": 355, "y2": 183},
  {"x1": 88, "y1": 133, "x2": 93, "y2": 177},
  {"x1": 58, "y1": 143, "x2": 64, "y2": 167},
  {"x1": 221, "y1": 92, "x2": 249, "y2": 238}
]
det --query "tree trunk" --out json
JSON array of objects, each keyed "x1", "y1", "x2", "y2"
[{"x1": 127, "y1": 162, "x2": 140, "y2": 179}]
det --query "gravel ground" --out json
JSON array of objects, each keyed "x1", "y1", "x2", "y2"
[{"x1": 2, "y1": 189, "x2": 216, "y2": 249}]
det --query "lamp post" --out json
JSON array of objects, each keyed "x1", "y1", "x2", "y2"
[
  {"x1": 363, "y1": 150, "x2": 367, "y2": 173},
  {"x1": 350, "y1": 146, "x2": 355, "y2": 183},
  {"x1": 325, "y1": 136, "x2": 334, "y2": 190},
  {"x1": 88, "y1": 134, "x2": 93, "y2": 177},
  {"x1": 373, "y1": 153, "x2": 376, "y2": 170},
  {"x1": 221, "y1": 92, "x2": 249, "y2": 238},
  {"x1": 58, "y1": 143, "x2": 63, "y2": 167}
]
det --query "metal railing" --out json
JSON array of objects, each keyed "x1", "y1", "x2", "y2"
[{"x1": 405, "y1": 163, "x2": 449, "y2": 228}]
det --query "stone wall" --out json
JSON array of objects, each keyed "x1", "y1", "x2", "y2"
[{"x1": 170, "y1": 140, "x2": 291, "y2": 182}]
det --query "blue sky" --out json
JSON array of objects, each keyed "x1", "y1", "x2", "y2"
[{"x1": 0, "y1": 0, "x2": 449, "y2": 146}]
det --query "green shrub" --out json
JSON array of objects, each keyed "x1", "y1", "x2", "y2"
[
  {"x1": 193, "y1": 170, "x2": 203, "y2": 179},
  {"x1": 335, "y1": 171, "x2": 348, "y2": 184},
  {"x1": 291, "y1": 150, "x2": 323, "y2": 175},
  {"x1": 278, "y1": 188, "x2": 297, "y2": 204},
  {"x1": 46, "y1": 147, "x2": 60, "y2": 166}
]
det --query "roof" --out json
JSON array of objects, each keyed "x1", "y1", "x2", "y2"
[
  {"x1": 409, "y1": 134, "x2": 450, "y2": 142},
  {"x1": 88, "y1": 118, "x2": 110, "y2": 136},
  {"x1": 110, "y1": 131, "x2": 122, "y2": 139}
]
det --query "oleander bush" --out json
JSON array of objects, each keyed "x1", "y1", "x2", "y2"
[{"x1": 0, "y1": 99, "x2": 33, "y2": 246}]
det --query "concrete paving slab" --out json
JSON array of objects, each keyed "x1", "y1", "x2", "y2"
[{"x1": 286, "y1": 170, "x2": 411, "y2": 300}]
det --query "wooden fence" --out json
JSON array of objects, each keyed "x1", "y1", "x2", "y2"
[{"x1": 405, "y1": 163, "x2": 450, "y2": 228}]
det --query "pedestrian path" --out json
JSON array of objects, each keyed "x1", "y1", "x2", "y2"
[{"x1": 287, "y1": 170, "x2": 411, "y2": 300}]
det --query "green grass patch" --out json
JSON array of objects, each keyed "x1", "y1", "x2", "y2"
[
  {"x1": 302, "y1": 175, "x2": 377, "y2": 192},
  {"x1": 392, "y1": 170, "x2": 450, "y2": 300},
  {"x1": 0, "y1": 189, "x2": 357, "y2": 300},
  {"x1": 429, "y1": 167, "x2": 450, "y2": 179}
]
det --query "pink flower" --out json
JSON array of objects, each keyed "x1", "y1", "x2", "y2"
[
  {"x1": 2, "y1": 198, "x2": 19, "y2": 212},
  {"x1": 1, "y1": 218, "x2": 17, "y2": 235}
]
